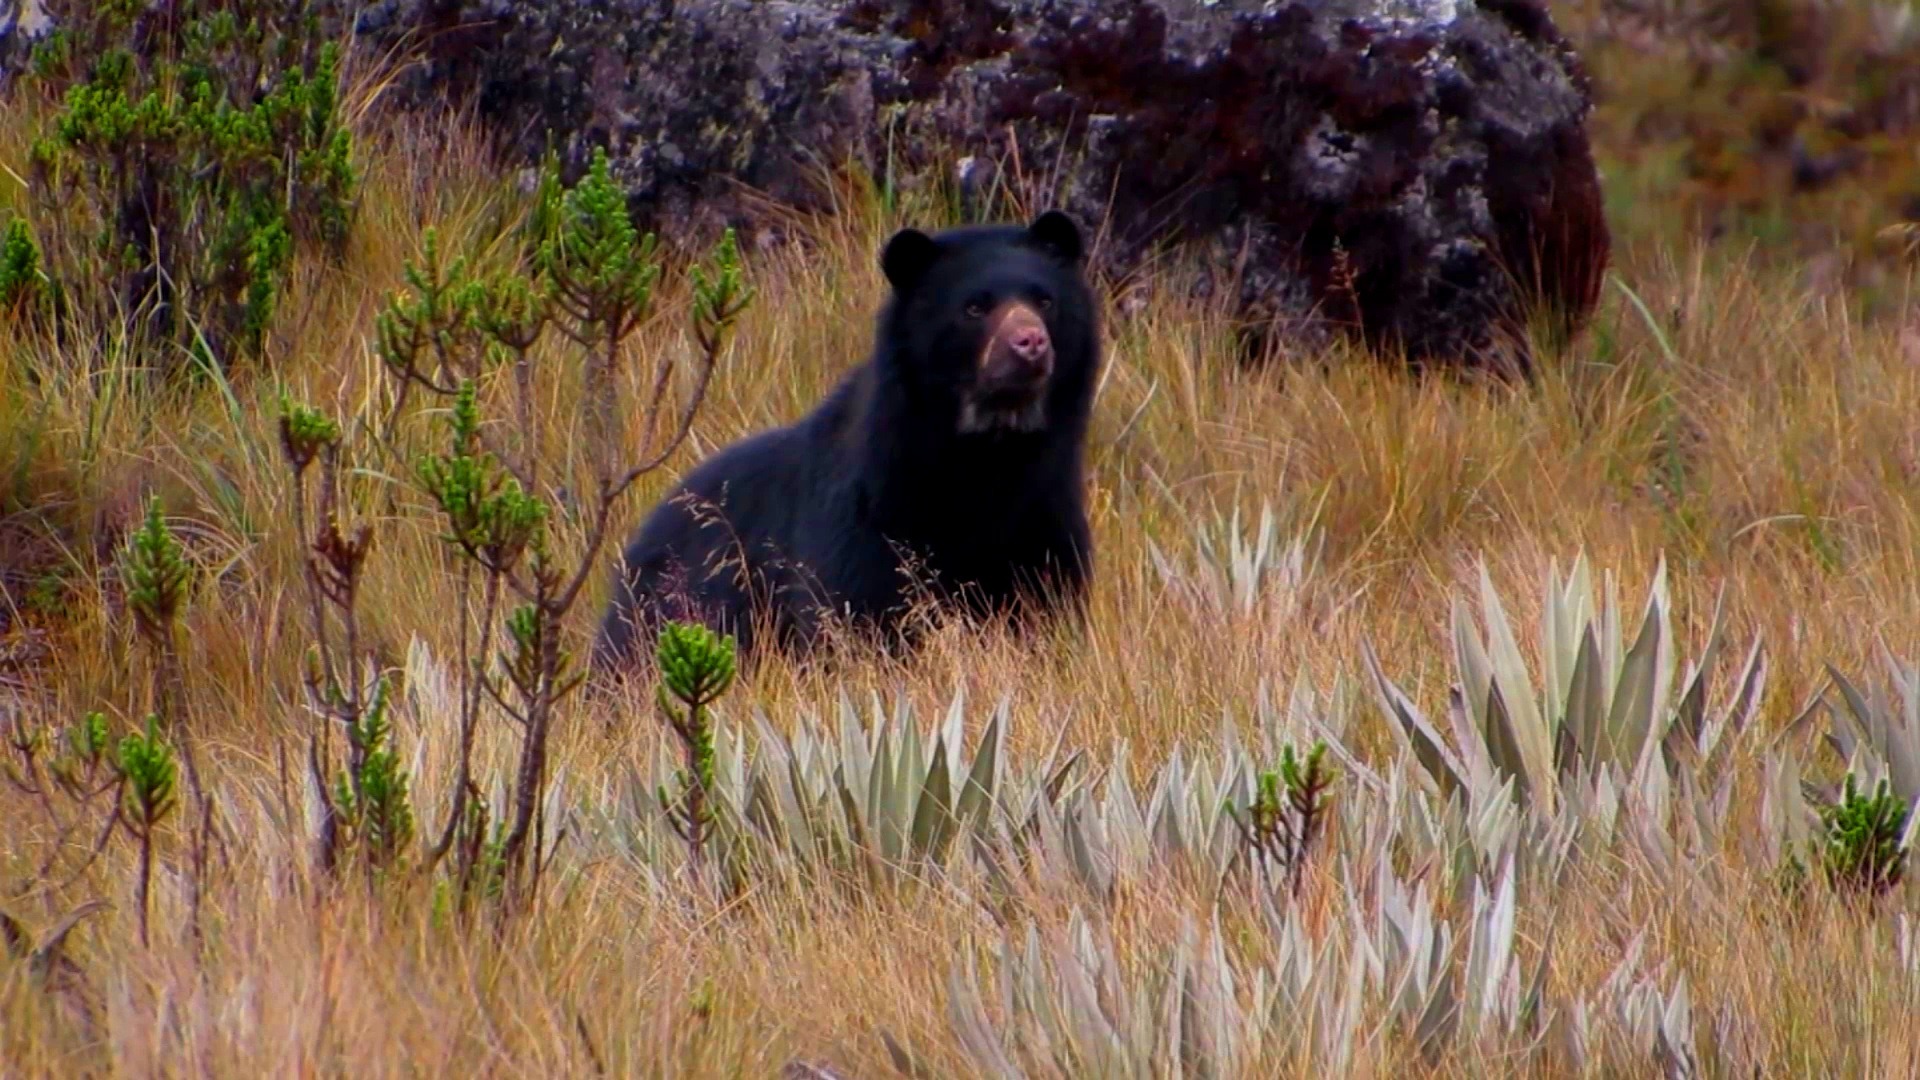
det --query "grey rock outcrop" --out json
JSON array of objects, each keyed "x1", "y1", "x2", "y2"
[
  {"x1": 10, "y1": 0, "x2": 1612, "y2": 371},
  {"x1": 363, "y1": 0, "x2": 1608, "y2": 372}
]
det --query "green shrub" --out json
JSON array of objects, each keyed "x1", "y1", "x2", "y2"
[
  {"x1": 1820, "y1": 774, "x2": 1911, "y2": 899},
  {"x1": 277, "y1": 149, "x2": 749, "y2": 910},
  {"x1": 13, "y1": 1, "x2": 356, "y2": 373},
  {"x1": 0, "y1": 216, "x2": 48, "y2": 313}
]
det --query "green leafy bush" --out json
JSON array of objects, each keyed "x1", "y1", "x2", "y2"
[
  {"x1": 273, "y1": 149, "x2": 747, "y2": 910},
  {"x1": 0, "y1": 216, "x2": 48, "y2": 314},
  {"x1": 12, "y1": 1, "x2": 356, "y2": 373},
  {"x1": 1820, "y1": 775, "x2": 1912, "y2": 898}
]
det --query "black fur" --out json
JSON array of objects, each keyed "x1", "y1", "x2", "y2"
[{"x1": 592, "y1": 210, "x2": 1101, "y2": 671}]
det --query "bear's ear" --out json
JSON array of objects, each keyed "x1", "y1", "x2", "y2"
[
  {"x1": 881, "y1": 228, "x2": 941, "y2": 292},
  {"x1": 1025, "y1": 210, "x2": 1084, "y2": 266}
]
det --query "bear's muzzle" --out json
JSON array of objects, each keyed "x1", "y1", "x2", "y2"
[{"x1": 977, "y1": 300, "x2": 1053, "y2": 394}]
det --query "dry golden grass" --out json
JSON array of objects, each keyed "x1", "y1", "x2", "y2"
[{"x1": 4, "y1": 82, "x2": 1920, "y2": 1077}]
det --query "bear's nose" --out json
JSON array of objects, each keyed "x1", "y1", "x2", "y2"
[{"x1": 1008, "y1": 324, "x2": 1051, "y2": 365}]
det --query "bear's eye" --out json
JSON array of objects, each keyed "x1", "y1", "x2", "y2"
[
  {"x1": 963, "y1": 299, "x2": 990, "y2": 319},
  {"x1": 1033, "y1": 292, "x2": 1053, "y2": 312}
]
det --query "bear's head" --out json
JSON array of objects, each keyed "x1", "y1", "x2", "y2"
[{"x1": 877, "y1": 210, "x2": 1098, "y2": 436}]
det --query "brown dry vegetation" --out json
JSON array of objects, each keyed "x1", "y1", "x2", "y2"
[{"x1": 4, "y1": 14, "x2": 1920, "y2": 1079}]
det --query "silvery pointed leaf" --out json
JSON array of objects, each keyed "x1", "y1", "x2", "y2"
[
  {"x1": 1671, "y1": 583, "x2": 1728, "y2": 746},
  {"x1": 1767, "y1": 685, "x2": 1827, "y2": 753},
  {"x1": 1605, "y1": 590, "x2": 1664, "y2": 772},
  {"x1": 1364, "y1": 640, "x2": 1466, "y2": 798},
  {"x1": 1824, "y1": 665, "x2": 1873, "y2": 771},
  {"x1": 1867, "y1": 654, "x2": 1920, "y2": 801},
  {"x1": 1647, "y1": 556, "x2": 1678, "y2": 751},
  {"x1": 1106, "y1": 758, "x2": 1150, "y2": 875},
  {"x1": 1327, "y1": 946, "x2": 1364, "y2": 1074},
  {"x1": 1598, "y1": 566, "x2": 1623, "y2": 696},
  {"x1": 1521, "y1": 912, "x2": 1557, "y2": 1035},
  {"x1": 1758, "y1": 748, "x2": 1811, "y2": 864},
  {"x1": 1066, "y1": 799, "x2": 1114, "y2": 901},
  {"x1": 900, "y1": 710, "x2": 925, "y2": 793},
  {"x1": 1483, "y1": 680, "x2": 1537, "y2": 809},
  {"x1": 1477, "y1": 561, "x2": 1553, "y2": 801},
  {"x1": 942, "y1": 688, "x2": 969, "y2": 760},
  {"x1": 1655, "y1": 977, "x2": 1697, "y2": 1078},
  {"x1": 956, "y1": 705, "x2": 1005, "y2": 829},
  {"x1": 911, "y1": 737, "x2": 955, "y2": 860},
  {"x1": 1158, "y1": 933, "x2": 1191, "y2": 1078},
  {"x1": 1152, "y1": 750, "x2": 1189, "y2": 860},
  {"x1": 782, "y1": 750, "x2": 820, "y2": 857},
  {"x1": 866, "y1": 719, "x2": 897, "y2": 858},
  {"x1": 1560, "y1": 626, "x2": 1605, "y2": 776},
  {"x1": 1626, "y1": 776, "x2": 1676, "y2": 879},
  {"x1": 1448, "y1": 684, "x2": 1495, "y2": 797},
  {"x1": 1205, "y1": 910, "x2": 1236, "y2": 1068},
  {"x1": 1411, "y1": 957, "x2": 1457, "y2": 1059},
  {"x1": 1557, "y1": 998, "x2": 1593, "y2": 1071},
  {"x1": 1455, "y1": 595, "x2": 1495, "y2": 728},
  {"x1": 837, "y1": 691, "x2": 870, "y2": 788},
  {"x1": 1553, "y1": 557, "x2": 1595, "y2": 702},
  {"x1": 948, "y1": 952, "x2": 1023, "y2": 1080},
  {"x1": 1700, "y1": 639, "x2": 1767, "y2": 780},
  {"x1": 1466, "y1": 858, "x2": 1518, "y2": 1035},
  {"x1": 1899, "y1": 794, "x2": 1920, "y2": 856},
  {"x1": 1543, "y1": 558, "x2": 1573, "y2": 730},
  {"x1": 1055, "y1": 924, "x2": 1119, "y2": 1057}
]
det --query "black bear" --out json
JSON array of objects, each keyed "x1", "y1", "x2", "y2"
[{"x1": 592, "y1": 209, "x2": 1100, "y2": 672}]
